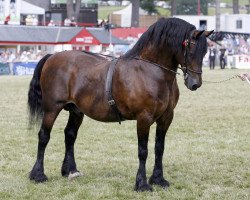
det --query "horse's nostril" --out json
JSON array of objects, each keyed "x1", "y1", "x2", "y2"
[{"x1": 191, "y1": 84, "x2": 198, "y2": 91}]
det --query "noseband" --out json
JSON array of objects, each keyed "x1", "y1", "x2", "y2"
[{"x1": 179, "y1": 38, "x2": 202, "y2": 80}]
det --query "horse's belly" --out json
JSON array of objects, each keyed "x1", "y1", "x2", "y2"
[{"x1": 75, "y1": 95, "x2": 120, "y2": 122}]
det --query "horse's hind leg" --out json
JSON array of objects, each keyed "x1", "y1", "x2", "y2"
[
  {"x1": 29, "y1": 111, "x2": 60, "y2": 182},
  {"x1": 61, "y1": 105, "x2": 83, "y2": 180}
]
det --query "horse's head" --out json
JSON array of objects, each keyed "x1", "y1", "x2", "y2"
[
  {"x1": 122, "y1": 17, "x2": 214, "y2": 91},
  {"x1": 180, "y1": 30, "x2": 214, "y2": 91}
]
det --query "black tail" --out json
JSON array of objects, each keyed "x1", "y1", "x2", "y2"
[{"x1": 28, "y1": 54, "x2": 52, "y2": 127}]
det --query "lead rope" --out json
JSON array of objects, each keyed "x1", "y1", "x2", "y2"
[
  {"x1": 203, "y1": 74, "x2": 250, "y2": 85},
  {"x1": 203, "y1": 74, "x2": 239, "y2": 84}
]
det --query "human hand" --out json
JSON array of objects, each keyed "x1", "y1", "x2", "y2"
[{"x1": 237, "y1": 73, "x2": 250, "y2": 81}]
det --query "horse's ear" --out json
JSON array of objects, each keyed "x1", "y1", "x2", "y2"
[
  {"x1": 203, "y1": 30, "x2": 214, "y2": 37},
  {"x1": 192, "y1": 30, "x2": 205, "y2": 39}
]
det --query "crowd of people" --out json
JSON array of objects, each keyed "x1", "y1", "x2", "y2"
[
  {"x1": 24, "y1": 15, "x2": 39, "y2": 26},
  {"x1": 208, "y1": 41, "x2": 250, "y2": 70},
  {"x1": 0, "y1": 50, "x2": 47, "y2": 63},
  {"x1": 47, "y1": 17, "x2": 77, "y2": 27}
]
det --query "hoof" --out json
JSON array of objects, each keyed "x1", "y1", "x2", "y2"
[
  {"x1": 134, "y1": 183, "x2": 153, "y2": 192},
  {"x1": 149, "y1": 176, "x2": 170, "y2": 188},
  {"x1": 68, "y1": 171, "x2": 82, "y2": 181},
  {"x1": 29, "y1": 171, "x2": 48, "y2": 183}
]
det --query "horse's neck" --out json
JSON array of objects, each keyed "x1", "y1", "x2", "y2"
[
  {"x1": 139, "y1": 50, "x2": 178, "y2": 83},
  {"x1": 140, "y1": 49, "x2": 177, "y2": 72}
]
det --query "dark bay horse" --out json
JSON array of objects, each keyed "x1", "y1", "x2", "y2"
[{"x1": 28, "y1": 17, "x2": 213, "y2": 192}]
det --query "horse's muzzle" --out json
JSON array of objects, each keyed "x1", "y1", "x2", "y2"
[
  {"x1": 190, "y1": 83, "x2": 199, "y2": 91},
  {"x1": 185, "y1": 75, "x2": 202, "y2": 91}
]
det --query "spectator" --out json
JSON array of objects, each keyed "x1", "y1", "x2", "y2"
[
  {"x1": 70, "y1": 17, "x2": 77, "y2": 27},
  {"x1": 20, "y1": 51, "x2": 29, "y2": 62},
  {"x1": 48, "y1": 20, "x2": 55, "y2": 26},
  {"x1": 29, "y1": 50, "x2": 37, "y2": 60},
  {"x1": 7, "y1": 51, "x2": 16, "y2": 62},
  {"x1": 0, "y1": 52, "x2": 6, "y2": 62},
  {"x1": 4, "y1": 14, "x2": 10, "y2": 25},
  {"x1": 64, "y1": 18, "x2": 71, "y2": 26},
  {"x1": 209, "y1": 44, "x2": 216, "y2": 70},
  {"x1": 219, "y1": 47, "x2": 227, "y2": 69},
  {"x1": 32, "y1": 15, "x2": 38, "y2": 26},
  {"x1": 25, "y1": 15, "x2": 33, "y2": 26}
]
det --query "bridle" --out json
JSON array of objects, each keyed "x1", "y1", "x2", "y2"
[{"x1": 179, "y1": 37, "x2": 203, "y2": 80}]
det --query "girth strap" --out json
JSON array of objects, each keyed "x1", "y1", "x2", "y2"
[{"x1": 105, "y1": 58, "x2": 123, "y2": 124}]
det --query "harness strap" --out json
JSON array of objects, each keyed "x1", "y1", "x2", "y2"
[{"x1": 105, "y1": 58, "x2": 123, "y2": 124}]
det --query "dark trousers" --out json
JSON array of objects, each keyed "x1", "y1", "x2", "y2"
[
  {"x1": 209, "y1": 56, "x2": 215, "y2": 69},
  {"x1": 220, "y1": 56, "x2": 226, "y2": 69}
]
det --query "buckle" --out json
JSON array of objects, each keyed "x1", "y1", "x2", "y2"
[{"x1": 108, "y1": 100, "x2": 115, "y2": 106}]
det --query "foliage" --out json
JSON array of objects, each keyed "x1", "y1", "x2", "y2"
[
  {"x1": 141, "y1": 0, "x2": 159, "y2": 15},
  {"x1": 176, "y1": 0, "x2": 211, "y2": 15},
  {"x1": 0, "y1": 68, "x2": 249, "y2": 199}
]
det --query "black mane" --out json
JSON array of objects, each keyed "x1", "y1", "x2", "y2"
[{"x1": 123, "y1": 17, "x2": 196, "y2": 58}]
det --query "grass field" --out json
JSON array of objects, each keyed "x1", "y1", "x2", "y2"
[{"x1": 0, "y1": 68, "x2": 249, "y2": 199}]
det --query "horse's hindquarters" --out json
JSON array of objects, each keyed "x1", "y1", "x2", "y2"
[{"x1": 40, "y1": 51, "x2": 118, "y2": 122}]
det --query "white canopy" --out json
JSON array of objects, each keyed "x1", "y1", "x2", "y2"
[
  {"x1": 20, "y1": 0, "x2": 45, "y2": 15},
  {"x1": 113, "y1": 3, "x2": 148, "y2": 15},
  {"x1": 113, "y1": 3, "x2": 148, "y2": 27}
]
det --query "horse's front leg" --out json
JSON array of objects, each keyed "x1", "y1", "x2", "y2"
[
  {"x1": 134, "y1": 117, "x2": 153, "y2": 192},
  {"x1": 149, "y1": 111, "x2": 173, "y2": 188}
]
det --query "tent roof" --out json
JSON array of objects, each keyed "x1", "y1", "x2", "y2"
[
  {"x1": 0, "y1": 26, "x2": 129, "y2": 45},
  {"x1": 87, "y1": 28, "x2": 128, "y2": 45},
  {"x1": 113, "y1": 3, "x2": 148, "y2": 16},
  {"x1": 0, "y1": 26, "x2": 82, "y2": 44},
  {"x1": 112, "y1": 27, "x2": 147, "y2": 39},
  {"x1": 20, "y1": 0, "x2": 45, "y2": 15}
]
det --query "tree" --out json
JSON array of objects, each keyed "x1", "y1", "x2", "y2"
[
  {"x1": 176, "y1": 0, "x2": 210, "y2": 15},
  {"x1": 171, "y1": 0, "x2": 177, "y2": 16},
  {"x1": 233, "y1": 0, "x2": 239, "y2": 14},
  {"x1": 67, "y1": 0, "x2": 81, "y2": 21},
  {"x1": 131, "y1": 0, "x2": 140, "y2": 27},
  {"x1": 141, "y1": 0, "x2": 158, "y2": 15}
]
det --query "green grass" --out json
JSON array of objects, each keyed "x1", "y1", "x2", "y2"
[
  {"x1": 98, "y1": 6, "x2": 126, "y2": 20},
  {"x1": 0, "y1": 68, "x2": 250, "y2": 199}
]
